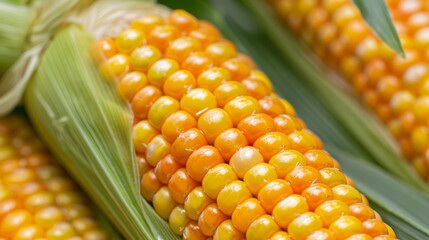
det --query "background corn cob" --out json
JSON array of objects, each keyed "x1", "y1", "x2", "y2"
[
  {"x1": 97, "y1": 9, "x2": 397, "y2": 240},
  {"x1": 0, "y1": 115, "x2": 109, "y2": 240},
  {"x1": 267, "y1": 0, "x2": 429, "y2": 181}
]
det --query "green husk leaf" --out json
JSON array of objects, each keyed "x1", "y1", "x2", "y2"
[
  {"x1": 353, "y1": 0, "x2": 405, "y2": 57},
  {"x1": 0, "y1": 1, "x2": 32, "y2": 76},
  {"x1": 25, "y1": 25, "x2": 178, "y2": 240},
  {"x1": 161, "y1": 0, "x2": 429, "y2": 237},
  {"x1": 0, "y1": 0, "x2": 96, "y2": 117},
  {"x1": 238, "y1": 0, "x2": 429, "y2": 192}
]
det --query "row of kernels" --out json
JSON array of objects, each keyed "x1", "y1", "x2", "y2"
[{"x1": 0, "y1": 117, "x2": 108, "y2": 240}]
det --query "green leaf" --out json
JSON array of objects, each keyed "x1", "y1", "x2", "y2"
[
  {"x1": 25, "y1": 25, "x2": 178, "y2": 240},
  {"x1": 0, "y1": 1, "x2": 33, "y2": 76},
  {"x1": 353, "y1": 0, "x2": 405, "y2": 57}
]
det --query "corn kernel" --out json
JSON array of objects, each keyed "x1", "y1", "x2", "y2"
[
  {"x1": 272, "y1": 194, "x2": 309, "y2": 229},
  {"x1": 184, "y1": 187, "x2": 214, "y2": 221}
]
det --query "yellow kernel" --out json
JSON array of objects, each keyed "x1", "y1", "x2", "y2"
[
  {"x1": 147, "y1": 25, "x2": 180, "y2": 52},
  {"x1": 197, "y1": 67, "x2": 230, "y2": 91},
  {"x1": 168, "y1": 9, "x2": 199, "y2": 33},
  {"x1": 153, "y1": 186, "x2": 177, "y2": 220},
  {"x1": 4, "y1": 168, "x2": 36, "y2": 186},
  {"x1": 168, "y1": 168, "x2": 199, "y2": 204},
  {"x1": 254, "y1": 132, "x2": 290, "y2": 161},
  {"x1": 166, "y1": 37, "x2": 201, "y2": 63},
  {"x1": 403, "y1": 63, "x2": 429, "y2": 91},
  {"x1": 148, "y1": 96, "x2": 180, "y2": 130},
  {"x1": 115, "y1": 28, "x2": 145, "y2": 53},
  {"x1": 415, "y1": 27, "x2": 429, "y2": 49},
  {"x1": 186, "y1": 145, "x2": 224, "y2": 182},
  {"x1": 181, "y1": 88, "x2": 218, "y2": 118},
  {"x1": 224, "y1": 96, "x2": 261, "y2": 126},
  {"x1": 230, "y1": 146, "x2": 264, "y2": 179},
  {"x1": 13, "y1": 224, "x2": 44, "y2": 240},
  {"x1": 332, "y1": 184, "x2": 362, "y2": 204},
  {"x1": 24, "y1": 191, "x2": 55, "y2": 212},
  {"x1": 130, "y1": 45, "x2": 162, "y2": 72},
  {"x1": 213, "y1": 81, "x2": 247, "y2": 107},
  {"x1": 183, "y1": 221, "x2": 205, "y2": 240},
  {"x1": 145, "y1": 135, "x2": 171, "y2": 167},
  {"x1": 0, "y1": 210, "x2": 32, "y2": 237},
  {"x1": 315, "y1": 200, "x2": 351, "y2": 226},
  {"x1": 34, "y1": 207, "x2": 64, "y2": 228},
  {"x1": 163, "y1": 70, "x2": 196, "y2": 100},
  {"x1": 213, "y1": 128, "x2": 248, "y2": 161},
  {"x1": 202, "y1": 163, "x2": 238, "y2": 199},
  {"x1": 44, "y1": 177, "x2": 75, "y2": 193},
  {"x1": 197, "y1": 108, "x2": 233, "y2": 144},
  {"x1": 0, "y1": 145, "x2": 16, "y2": 161},
  {"x1": 56, "y1": 191, "x2": 84, "y2": 207},
  {"x1": 36, "y1": 165, "x2": 64, "y2": 181},
  {"x1": 182, "y1": 52, "x2": 214, "y2": 76},
  {"x1": 169, "y1": 205, "x2": 190, "y2": 235},
  {"x1": 184, "y1": 187, "x2": 214, "y2": 221},
  {"x1": 243, "y1": 163, "x2": 278, "y2": 196},
  {"x1": 118, "y1": 72, "x2": 148, "y2": 101},
  {"x1": 246, "y1": 215, "x2": 280, "y2": 240},
  {"x1": 345, "y1": 233, "x2": 373, "y2": 240},
  {"x1": 132, "y1": 85, "x2": 162, "y2": 120},
  {"x1": 333, "y1": 5, "x2": 359, "y2": 28},
  {"x1": 231, "y1": 198, "x2": 266, "y2": 233},
  {"x1": 270, "y1": 231, "x2": 291, "y2": 240},
  {"x1": 46, "y1": 222, "x2": 77, "y2": 240},
  {"x1": 198, "y1": 203, "x2": 228, "y2": 236},
  {"x1": 131, "y1": 15, "x2": 165, "y2": 34},
  {"x1": 355, "y1": 37, "x2": 379, "y2": 63},
  {"x1": 305, "y1": 228, "x2": 336, "y2": 240},
  {"x1": 413, "y1": 96, "x2": 429, "y2": 123},
  {"x1": 217, "y1": 180, "x2": 252, "y2": 216},
  {"x1": 83, "y1": 229, "x2": 109, "y2": 240},
  {"x1": 205, "y1": 41, "x2": 237, "y2": 65},
  {"x1": 268, "y1": 150, "x2": 306, "y2": 178},
  {"x1": 330, "y1": 216, "x2": 364, "y2": 239},
  {"x1": 132, "y1": 120, "x2": 158, "y2": 154},
  {"x1": 162, "y1": 111, "x2": 197, "y2": 143},
  {"x1": 319, "y1": 168, "x2": 347, "y2": 187},
  {"x1": 272, "y1": 194, "x2": 309, "y2": 229},
  {"x1": 411, "y1": 126, "x2": 429, "y2": 154},
  {"x1": 288, "y1": 212, "x2": 323, "y2": 240},
  {"x1": 62, "y1": 204, "x2": 92, "y2": 220},
  {"x1": 302, "y1": 183, "x2": 333, "y2": 211},
  {"x1": 390, "y1": 91, "x2": 415, "y2": 115},
  {"x1": 213, "y1": 220, "x2": 244, "y2": 240},
  {"x1": 148, "y1": 58, "x2": 180, "y2": 88},
  {"x1": 72, "y1": 218, "x2": 98, "y2": 234}
]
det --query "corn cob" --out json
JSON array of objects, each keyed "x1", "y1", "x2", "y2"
[
  {"x1": 0, "y1": 115, "x2": 109, "y2": 240},
  {"x1": 267, "y1": 0, "x2": 429, "y2": 181},
  {"x1": 97, "y1": 9, "x2": 396, "y2": 240}
]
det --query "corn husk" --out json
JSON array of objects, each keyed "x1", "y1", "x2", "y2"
[{"x1": 0, "y1": 0, "x2": 94, "y2": 116}]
